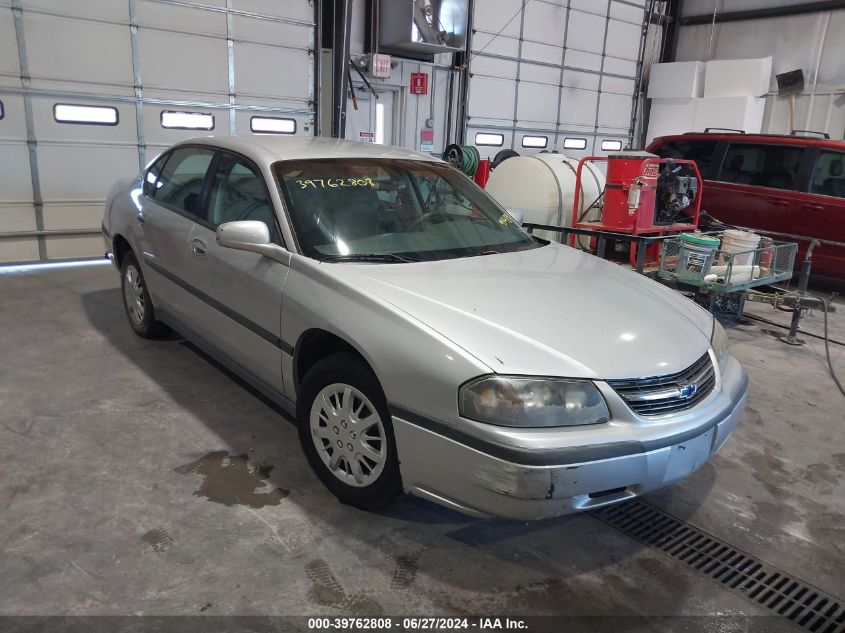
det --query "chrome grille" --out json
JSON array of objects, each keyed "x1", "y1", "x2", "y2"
[{"x1": 607, "y1": 352, "x2": 716, "y2": 416}]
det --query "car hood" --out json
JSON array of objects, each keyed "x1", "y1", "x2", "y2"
[{"x1": 327, "y1": 244, "x2": 714, "y2": 379}]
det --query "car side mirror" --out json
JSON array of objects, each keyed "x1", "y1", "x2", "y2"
[{"x1": 216, "y1": 221, "x2": 289, "y2": 264}]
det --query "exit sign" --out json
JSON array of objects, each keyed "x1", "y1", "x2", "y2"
[{"x1": 410, "y1": 72, "x2": 428, "y2": 95}]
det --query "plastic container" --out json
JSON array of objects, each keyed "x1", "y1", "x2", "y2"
[
  {"x1": 721, "y1": 229, "x2": 761, "y2": 266},
  {"x1": 676, "y1": 232, "x2": 720, "y2": 281}
]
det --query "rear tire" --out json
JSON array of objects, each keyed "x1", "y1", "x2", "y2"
[
  {"x1": 120, "y1": 252, "x2": 169, "y2": 339},
  {"x1": 297, "y1": 353, "x2": 402, "y2": 511}
]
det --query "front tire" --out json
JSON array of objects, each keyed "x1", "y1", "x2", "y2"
[
  {"x1": 297, "y1": 353, "x2": 402, "y2": 511},
  {"x1": 120, "y1": 252, "x2": 169, "y2": 339}
]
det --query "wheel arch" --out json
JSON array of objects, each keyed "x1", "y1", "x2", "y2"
[
  {"x1": 112, "y1": 234, "x2": 133, "y2": 269},
  {"x1": 293, "y1": 329, "x2": 379, "y2": 395}
]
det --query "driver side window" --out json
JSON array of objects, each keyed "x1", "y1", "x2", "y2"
[{"x1": 206, "y1": 153, "x2": 281, "y2": 244}]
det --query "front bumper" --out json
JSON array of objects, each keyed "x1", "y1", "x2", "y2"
[{"x1": 392, "y1": 352, "x2": 748, "y2": 520}]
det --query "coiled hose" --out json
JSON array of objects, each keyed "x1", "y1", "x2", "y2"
[{"x1": 443, "y1": 144, "x2": 480, "y2": 177}]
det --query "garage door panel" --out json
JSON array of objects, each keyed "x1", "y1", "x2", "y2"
[
  {"x1": 517, "y1": 82, "x2": 559, "y2": 124},
  {"x1": 0, "y1": 205, "x2": 38, "y2": 233},
  {"x1": 471, "y1": 33, "x2": 520, "y2": 58},
  {"x1": 517, "y1": 62, "x2": 558, "y2": 85},
  {"x1": 521, "y1": 41, "x2": 563, "y2": 66},
  {"x1": 602, "y1": 75, "x2": 635, "y2": 95},
  {"x1": 0, "y1": 237, "x2": 40, "y2": 263},
  {"x1": 565, "y1": 11, "x2": 608, "y2": 54},
  {"x1": 22, "y1": 0, "x2": 129, "y2": 22},
  {"x1": 0, "y1": 10, "x2": 21, "y2": 78},
  {"x1": 560, "y1": 88, "x2": 598, "y2": 126},
  {"x1": 137, "y1": 1, "x2": 227, "y2": 37},
  {"x1": 29, "y1": 98, "x2": 137, "y2": 144},
  {"x1": 605, "y1": 19, "x2": 642, "y2": 60},
  {"x1": 23, "y1": 13, "x2": 132, "y2": 88},
  {"x1": 564, "y1": 49, "x2": 603, "y2": 72},
  {"x1": 467, "y1": 77, "x2": 515, "y2": 121},
  {"x1": 139, "y1": 30, "x2": 228, "y2": 94},
  {"x1": 44, "y1": 235, "x2": 104, "y2": 260},
  {"x1": 570, "y1": 0, "x2": 607, "y2": 17},
  {"x1": 233, "y1": 14, "x2": 311, "y2": 48},
  {"x1": 563, "y1": 69, "x2": 600, "y2": 91},
  {"x1": 471, "y1": 56, "x2": 519, "y2": 80},
  {"x1": 234, "y1": 43, "x2": 311, "y2": 101},
  {"x1": 610, "y1": 1, "x2": 645, "y2": 24},
  {"x1": 523, "y1": 2, "x2": 566, "y2": 45},
  {"x1": 598, "y1": 92, "x2": 633, "y2": 129},
  {"x1": 37, "y1": 145, "x2": 138, "y2": 200},
  {"x1": 233, "y1": 0, "x2": 313, "y2": 22},
  {"x1": 0, "y1": 95, "x2": 29, "y2": 141},
  {"x1": 474, "y1": 0, "x2": 523, "y2": 35},
  {"x1": 42, "y1": 203, "x2": 106, "y2": 231},
  {"x1": 0, "y1": 143, "x2": 34, "y2": 201},
  {"x1": 603, "y1": 56, "x2": 637, "y2": 77}
]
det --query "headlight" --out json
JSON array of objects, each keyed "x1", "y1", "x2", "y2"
[
  {"x1": 459, "y1": 376, "x2": 610, "y2": 428},
  {"x1": 711, "y1": 320, "x2": 730, "y2": 372}
]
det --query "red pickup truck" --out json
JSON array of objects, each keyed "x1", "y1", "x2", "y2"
[{"x1": 647, "y1": 131, "x2": 845, "y2": 281}]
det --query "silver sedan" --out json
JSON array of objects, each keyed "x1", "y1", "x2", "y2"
[{"x1": 102, "y1": 136, "x2": 748, "y2": 520}]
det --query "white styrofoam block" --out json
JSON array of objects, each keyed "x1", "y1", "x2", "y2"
[
  {"x1": 646, "y1": 98, "x2": 696, "y2": 143},
  {"x1": 647, "y1": 62, "x2": 706, "y2": 99},
  {"x1": 692, "y1": 97, "x2": 765, "y2": 134},
  {"x1": 704, "y1": 57, "x2": 773, "y2": 98}
]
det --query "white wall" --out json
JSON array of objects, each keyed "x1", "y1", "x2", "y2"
[{"x1": 673, "y1": 6, "x2": 845, "y2": 139}]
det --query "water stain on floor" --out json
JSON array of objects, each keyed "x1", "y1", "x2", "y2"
[{"x1": 175, "y1": 451, "x2": 288, "y2": 508}]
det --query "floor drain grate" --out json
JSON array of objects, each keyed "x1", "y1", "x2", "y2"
[{"x1": 594, "y1": 500, "x2": 845, "y2": 633}]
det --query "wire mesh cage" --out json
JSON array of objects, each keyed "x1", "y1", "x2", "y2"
[{"x1": 658, "y1": 235, "x2": 797, "y2": 292}]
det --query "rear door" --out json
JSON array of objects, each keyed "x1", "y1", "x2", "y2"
[
  {"x1": 802, "y1": 148, "x2": 845, "y2": 278},
  {"x1": 183, "y1": 151, "x2": 290, "y2": 393},
  {"x1": 705, "y1": 142, "x2": 808, "y2": 236},
  {"x1": 139, "y1": 146, "x2": 215, "y2": 323}
]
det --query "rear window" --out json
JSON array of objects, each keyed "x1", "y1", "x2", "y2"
[
  {"x1": 652, "y1": 140, "x2": 717, "y2": 175},
  {"x1": 718, "y1": 143, "x2": 804, "y2": 191}
]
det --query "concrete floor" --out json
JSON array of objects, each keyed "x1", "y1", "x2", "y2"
[{"x1": 0, "y1": 262, "x2": 843, "y2": 623}]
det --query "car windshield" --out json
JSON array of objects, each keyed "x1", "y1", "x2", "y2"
[{"x1": 273, "y1": 158, "x2": 540, "y2": 262}]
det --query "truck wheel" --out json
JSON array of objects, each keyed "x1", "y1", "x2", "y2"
[
  {"x1": 297, "y1": 353, "x2": 402, "y2": 511},
  {"x1": 120, "y1": 252, "x2": 169, "y2": 339}
]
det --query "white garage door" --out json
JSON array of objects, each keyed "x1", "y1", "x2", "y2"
[
  {"x1": 0, "y1": 0, "x2": 314, "y2": 263},
  {"x1": 467, "y1": 0, "x2": 646, "y2": 160}
]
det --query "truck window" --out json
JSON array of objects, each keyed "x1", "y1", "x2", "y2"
[
  {"x1": 809, "y1": 150, "x2": 845, "y2": 199},
  {"x1": 718, "y1": 143, "x2": 804, "y2": 191},
  {"x1": 652, "y1": 140, "x2": 718, "y2": 175}
]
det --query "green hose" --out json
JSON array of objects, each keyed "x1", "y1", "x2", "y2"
[
  {"x1": 461, "y1": 145, "x2": 479, "y2": 177},
  {"x1": 443, "y1": 144, "x2": 480, "y2": 177}
]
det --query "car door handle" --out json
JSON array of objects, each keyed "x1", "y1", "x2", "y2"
[
  {"x1": 770, "y1": 200, "x2": 791, "y2": 207},
  {"x1": 190, "y1": 238, "x2": 207, "y2": 257},
  {"x1": 136, "y1": 212, "x2": 145, "y2": 224},
  {"x1": 800, "y1": 203, "x2": 824, "y2": 211}
]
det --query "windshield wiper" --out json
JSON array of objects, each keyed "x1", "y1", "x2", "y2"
[{"x1": 321, "y1": 253, "x2": 418, "y2": 263}]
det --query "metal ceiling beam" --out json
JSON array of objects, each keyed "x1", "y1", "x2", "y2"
[{"x1": 679, "y1": 0, "x2": 845, "y2": 26}]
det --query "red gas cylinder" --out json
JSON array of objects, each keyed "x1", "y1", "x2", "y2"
[{"x1": 602, "y1": 152, "x2": 659, "y2": 231}]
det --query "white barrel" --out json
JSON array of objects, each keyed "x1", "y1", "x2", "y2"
[
  {"x1": 485, "y1": 154, "x2": 606, "y2": 245},
  {"x1": 720, "y1": 229, "x2": 761, "y2": 267}
]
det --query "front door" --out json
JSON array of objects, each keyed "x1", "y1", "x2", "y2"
[
  {"x1": 183, "y1": 152, "x2": 291, "y2": 393},
  {"x1": 138, "y1": 146, "x2": 216, "y2": 324},
  {"x1": 706, "y1": 142, "x2": 808, "y2": 237}
]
